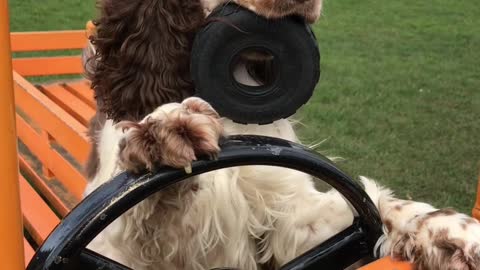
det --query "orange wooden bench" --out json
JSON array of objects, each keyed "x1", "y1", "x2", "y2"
[
  {"x1": 0, "y1": 5, "x2": 474, "y2": 270},
  {"x1": 10, "y1": 29, "x2": 91, "y2": 266}
]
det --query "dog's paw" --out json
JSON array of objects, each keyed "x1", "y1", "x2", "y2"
[
  {"x1": 117, "y1": 98, "x2": 223, "y2": 173},
  {"x1": 391, "y1": 208, "x2": 480, "y2": 270}
]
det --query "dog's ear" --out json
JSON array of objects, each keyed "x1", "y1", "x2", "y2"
[{"x1": 90, "y1": 0, "x2": 205, "y2": 122}]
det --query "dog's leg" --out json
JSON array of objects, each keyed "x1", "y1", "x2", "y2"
[
  {"x1": 236, "y1": 166, "x2": 355, "y2": 268},
  {"x1": 108, "y1": 98, "x2": 261, "y2": 270},
  {"x1": 266, "y1": 188, "x2": 355, "y2": 267},
  {"x1": 89, "y1": 98, "x2": 259, "y2": 270},
  {"x1": 360, "y1": 177, "x2": 480, "y2": 269}
]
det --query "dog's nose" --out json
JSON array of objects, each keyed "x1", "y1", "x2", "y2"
[{"x1": 294, "y1": 0, "x2": 309, "y2": 3}]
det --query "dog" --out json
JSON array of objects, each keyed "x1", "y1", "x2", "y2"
[{"x1": 83, "y1": 0, "x2": 480, "y2": 269}]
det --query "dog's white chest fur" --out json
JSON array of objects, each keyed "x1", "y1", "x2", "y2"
[{"x1": 85, "y1": 119, "x2": 356, "y2": 269}]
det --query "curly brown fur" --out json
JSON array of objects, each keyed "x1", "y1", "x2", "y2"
[
  {"x1": 87, "y1": 0, "x2": 205, "y2": 123},
  {"x1": 392, "y1": 230, "x2": 480, "y2": 270},
  {"x1": 84, "y1": 0, "x2": 205, "y2": 180},
  {"x1": 118, "y1": 99, "x2": 223, "y2": 173}
]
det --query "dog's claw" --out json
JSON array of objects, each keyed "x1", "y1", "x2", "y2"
[{"x1": 184, "y1": 164, "x2": 193, "y2": 174}]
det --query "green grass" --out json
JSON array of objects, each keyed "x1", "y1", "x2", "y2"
[
  {"x1": 300, "y1": 0, "x2": 480, "y2": 213},
  {"x1": 8, "y1": 0, "x2": 95, "y2": 31},
  {"x1": 8, "y1": 0, "x2": 480, "y2": 213}
]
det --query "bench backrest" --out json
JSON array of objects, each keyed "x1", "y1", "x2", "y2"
[{"x1": 11, "y1": 30, "x2": 93, "y2": 266}]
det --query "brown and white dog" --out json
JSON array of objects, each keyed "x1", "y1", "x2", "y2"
[{"x1": 83, "y1": 0, "x2": 480, "y2": 269}]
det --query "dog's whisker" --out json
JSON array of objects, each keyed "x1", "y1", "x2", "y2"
[
  {"x1": 289, "y1": 118, "x2": 308, "y2": 128},
  {"x1": 307, "y1": 137, "x2": 329, "y2": 149}
]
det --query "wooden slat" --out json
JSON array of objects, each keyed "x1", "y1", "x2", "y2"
[
  {"x1": 473, "y1": 169, "x2": 480, "y2": 221},
  {"x1": 19, "y1": 175, "x2": 60, "y2": 245},
  {"x1": 24, "y1": 238, "x2": 34, "y2": 266},
  {"x1": 62, "y1": 81, "x2": 96, "y2": 109},
  {"x1": 10, "y1": 31, "x2": 87, "y2": 52},
  {"x1": 19, "y1": 155, "x2": 70, "y2": 217},
  {"x1": 13, "y1": 71, "x2": 90, "y2": 164},
  {"x1": 16, "y1": 114, "x2": 86, "y2": 200},
  {"x1": 12, "y1": 56, "x2": 83, "y2": 76},
  {"x1": 40, "y1": 84, "x2": 95, "y2": 126},
  {"x1": 359, "y1": 257, "x2": 412, "y2": 270}
]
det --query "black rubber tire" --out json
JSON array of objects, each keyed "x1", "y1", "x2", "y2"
[{"x1": 191, "y1": 3, "x2": 320, "y2": 125}]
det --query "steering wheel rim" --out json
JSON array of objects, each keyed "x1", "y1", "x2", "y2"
[{"x1": 26, "y1": 135, "x2": 383, "y2": 270}]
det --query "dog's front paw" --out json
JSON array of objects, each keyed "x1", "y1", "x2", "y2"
[
  {"x1": 117, "y1": 98, "x2": 223, "y2": 173},
  {"x1": 391, "y1": 208, "x2": 480, "y2": 270}
]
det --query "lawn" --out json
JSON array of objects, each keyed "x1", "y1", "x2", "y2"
[{"x1": 8, "y1": 0, "x2": 480, "y2": 214}]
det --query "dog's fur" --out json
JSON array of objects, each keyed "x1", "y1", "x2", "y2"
[{"x1": 83, "y1": 0, "x2": 480, "y2": 269}]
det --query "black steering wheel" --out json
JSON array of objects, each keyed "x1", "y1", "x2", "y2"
[{"x1": 26, "y1": 135, "x2": 383, "y2": 270}]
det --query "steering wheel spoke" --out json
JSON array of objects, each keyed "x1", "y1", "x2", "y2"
[
  {"x1": 281, "y1": 218, "x2": 373, "y2": 270},
  {"x1": 65, "y1": 249, "x2": 133, "y2": 270}
]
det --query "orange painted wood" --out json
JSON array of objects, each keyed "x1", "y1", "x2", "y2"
[
  {"x1": 40, "y1": 84, "x2": 95, "y2": 126},
  {"x1": 16, "y1": 114, "x2": 86, "y2": 200},
  {"x1": 0, "y1": 3, "x2": 25, "y2": 267},
  {"x1": 24, "y1": 238, "x2": 34, "y2": 267},
  {"x1": 12, "y1": 56, "x2": 83, "y2": 76},
  {"x1": 41, "y1": 130, "x2": 55, "y2": 179},
  {"x1": 10, "y1": 31, "x2": 87, "y2": 52},
  {"x1": 19, "y1": 175, "x2": 60, "y2": 245},
  {"x1": 473, "y1": 170, "x2": 480, "y2": 221},
  {"x1": 62, "y1": 81, "x2": 95, "y2": 109},
  {"x1": 86, "y1": 21, "x2": 96, "y2": 38},
  {"x1": 359, "y1": 257, "x2": 412, "y2": 270},
  {"x1": 13, "y1": 71, "x2": 90, "y2": 164},
  {"x1": 0, "y1": 4, "x2": 26, "y2": 268},
  {"x1": 19, "y1": 155, "x2": 70, "y2": 217}
]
